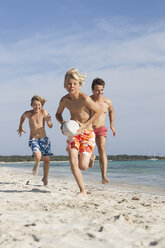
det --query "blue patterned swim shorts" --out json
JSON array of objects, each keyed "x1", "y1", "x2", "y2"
[{"x1": 29, "y1": 136, "x2": 53, "y2": 156}]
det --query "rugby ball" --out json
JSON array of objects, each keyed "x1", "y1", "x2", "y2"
[{"x1": 62, "y1": 120, "x2": 79, "y2": 137}]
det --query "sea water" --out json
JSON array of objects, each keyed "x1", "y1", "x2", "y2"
[{"x1": 1, "y1": 160, "x2": 165, "y2": 194}]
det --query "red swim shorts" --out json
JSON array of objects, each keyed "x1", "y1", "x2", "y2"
[{"x1": 94, "y1": 126, "x2": 108, "y2": 139}]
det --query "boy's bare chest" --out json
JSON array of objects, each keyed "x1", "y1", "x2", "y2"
[
  {"x1": 66, "y1": 100, "x2": 86, "y2": 113},
  {"x1": 29, "y1": 114, "x2": 44, "y2": 126}
]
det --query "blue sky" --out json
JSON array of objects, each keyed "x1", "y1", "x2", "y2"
[{"x1": 0, "y1": 0, "x2": 165, "y2": 156}]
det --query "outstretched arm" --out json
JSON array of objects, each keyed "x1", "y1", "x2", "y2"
[
  {"x1": 43, "y1": 110, "x2": 53, "y2": 128},
  {"x1": 17, "y1": 112, "x2": 27, "y2": 136},
  {"x1": 108, "y1": 103, "x2": 116, "y2": 136}
]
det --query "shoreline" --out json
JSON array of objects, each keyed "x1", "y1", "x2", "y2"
[
  {"x1": 0, "y1": 167, "x2": 165, "y2": 247},
  {"x1": 1, "y1": 163, "x2": 165, "y2": 196},
  {"x1": 0, "y1": 161, "x2": 70, "y2": 164}
]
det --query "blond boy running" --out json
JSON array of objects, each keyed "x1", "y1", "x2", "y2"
[
  {"x1": 17, "y1": 95, "x2": 53, "y2": 186},
  {"x1": 56, "y1": 68, "x2": 101, "y2": 196},
  {"x1": 90, "y1": 78, "x2": 116, "y2": 184}
]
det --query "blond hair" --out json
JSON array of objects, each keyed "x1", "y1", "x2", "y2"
[
  {"x1": 64, "y1": 68, "x2": 86, "y2": 88},
  {"x1": 31, "y1": 95, "x2": 46, "y2": 106}
]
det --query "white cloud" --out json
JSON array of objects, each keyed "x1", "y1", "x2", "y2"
[
  {"x1": 97, "y1": 16, "x2": 165, "y2": 36},
  {"x1": 1, "y1": 17, "x2": 165, "y2": 155},
  {"x1": 1, "y1": 17, "x2": 165, "y2": 78}
]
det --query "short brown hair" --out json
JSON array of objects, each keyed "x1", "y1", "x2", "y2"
[
  {"x1": 91, "y1": 78, "x2": 105, "y2": 90},
  {"x1": 31, "y1": 95, "x2": 46, "y2": 106}
]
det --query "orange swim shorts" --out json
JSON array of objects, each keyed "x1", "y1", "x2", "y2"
[{"x1": 66, "y1": 129, "x2": 96, "y2": 157}]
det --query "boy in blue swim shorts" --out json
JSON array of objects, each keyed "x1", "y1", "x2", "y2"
[{"x1": 17, "y1": 95, "x2": 53, "y2": 186}]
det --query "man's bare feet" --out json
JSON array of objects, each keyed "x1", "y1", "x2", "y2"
[
  {"x1": 32, "y1": 162, "x2": 40, "y2": 176},
  {"x1": 42, "y1": 177, "x2": 48, "y2": 186},
  {"x1": 89, "y1": 154, "x2": 96, "y2": 168},
  {"x1": 102, "y1": 177, "x2": 110, "y2": 184}
]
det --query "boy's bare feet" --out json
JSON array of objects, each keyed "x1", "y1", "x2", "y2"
[
  {"x1": 89, "y1": 154, "x2": 96, "y2": 168},
  {"x1": 42, "y1": 177, "x2": 48, "y2": 186},
  {"x1": 102, "y1": 177, "x2": 110, "y2": 184},
  {"x1": 32, "y1": 162, "x2": 40, "y2": 176},
  {"x1": 75, "y1": 191, "x2": 87, "y2": 197}
]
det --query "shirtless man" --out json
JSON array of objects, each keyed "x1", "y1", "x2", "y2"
[
  {"x1": 56, "y1": 68, "x2": 101, "y2": 196},
  {"x1": 90, "y1": 78, "x2": 116, "y2": 184},
  {"x1": 17, "y1": 95, "x2": 53, "y2": 186}
]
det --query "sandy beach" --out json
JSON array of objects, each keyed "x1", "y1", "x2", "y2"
[{"x1": 0, "y1": 167, "x2": 165, "y2": 248}]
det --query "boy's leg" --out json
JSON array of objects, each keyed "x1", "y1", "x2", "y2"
[
  {"x1": 42, "y1": 156, "x2": 50, "y2": 186},
  {"x1": 96, "y1": 136, "x2": 109, "y2": 184},
  {"x1": 79, "y1": 153, "x2": 91, "y2": 170},
  {"x1": 69, "y1": 149, "x2": 87, "y2": 196},
  {"x1": 33, "y1": 151, "x2": 41, "y2": 176}
]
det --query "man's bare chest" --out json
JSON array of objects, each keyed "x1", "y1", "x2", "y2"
[{"x1": 98, "y1": 101, "x2": 109, "y2": 113}]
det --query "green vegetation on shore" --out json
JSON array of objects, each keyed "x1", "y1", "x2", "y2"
[{"x1": 0, "y1": 155, "x2": 164, "y2": 162}]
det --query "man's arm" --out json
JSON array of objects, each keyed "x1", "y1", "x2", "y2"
[
  {"x1": 17, "y1": 112, "x2": 27, "y2": 136},
  {"x1": 108, "y1": 101, "x2": 116, "y2": 136}
]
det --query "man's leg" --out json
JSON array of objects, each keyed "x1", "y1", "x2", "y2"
[
  {"x1": 42, "y1": 156, "x2": 50, "y2": 186},
  {"x1": 32, "y1": 151, "x2": 41, "y2": 176},
  {"x1": 89, "y1": 152, "x2": 96, "y2": 168},
  {"x1": 96, "y1": 136, "x2": 109, "y2": 184},
  {"x1": 69, "y1": 149, "x2": 87, "y2": 196}
]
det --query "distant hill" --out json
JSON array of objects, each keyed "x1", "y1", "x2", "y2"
[{"x1": 0, "y1": 155, "x2": 164, "y2": 162}]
